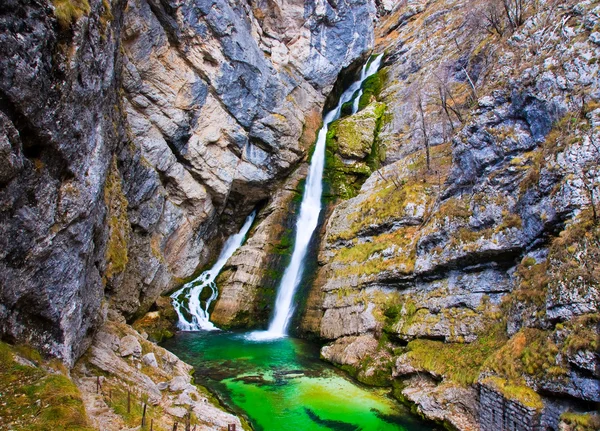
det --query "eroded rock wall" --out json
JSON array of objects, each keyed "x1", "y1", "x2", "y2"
[
  {"x1": 304, "y1": 0, "x2": 600, "y2": 428},
  {"x1": 0, "y1": 0, "x2": 378, "y2": 363},
  {"x1": 0, "y1": 0, "x2": 123, "y2": 366}
]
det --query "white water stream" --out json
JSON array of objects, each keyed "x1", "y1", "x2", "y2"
[
  {"x1": 171, "y1": 211, "x2": 256, "y2": 330},
  {"x1": 250, "y1": 54, "x2": 383, "y2": 341},
  {"x1": 353, "y1": 54, "x2": 383, "y2": 114}
]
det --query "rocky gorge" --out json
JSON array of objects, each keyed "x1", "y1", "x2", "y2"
[{"x1": 0, "y1": 0, "x2": 599, "y2": 430}]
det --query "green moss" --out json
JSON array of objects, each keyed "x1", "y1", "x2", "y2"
[
  {"x1": 482, "y1": 376, "x2": 544, "y2": 410},
  {"x1": 332, "y1": 227, "x2": 418, "y2": 277},
  {"x1": 52, "y1": 0, "x2": 90, "y2": 29},
  {"x1": 132, "y1": 302, "x2": 177, "y2": 344},
  {"x1": 563, "y1": 314, "x2": 599, "y2": 357},
  {"x1": 323, "y1": 103, "x2": 387, "y2": 201},
  {"x1": 404, "y1": 323, "x2": 507, "y2": 386},
  {"x1": 104, "y1": 156, "x2": 130, "y2": 281},
  {"x1": 358, "y1": 69, "x2": 387, "y2": 111},
  {"x1": 561, "y1": 411, "x2": 600, "y2": 431},
  {"x1": 340, "y1": 92, "x2": 359, "y2": 117},
  {"x1": 0, "y1": 341, "x2": 94, "y2": 431}
]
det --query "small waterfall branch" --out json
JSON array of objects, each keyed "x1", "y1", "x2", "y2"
[{"x1": 171, "y1": 210, "x2": 256, "y2": 331}]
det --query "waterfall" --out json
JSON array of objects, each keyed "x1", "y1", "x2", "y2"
[
  {"x1": 250, "y1": 54, "x2": 383, "y2": 341},
  {"x1": 171, "y1": 211, "x2": 256, "y2": 331},
  {"x1": 352, "y1": 54, "x2": 383, "y2": 114}
]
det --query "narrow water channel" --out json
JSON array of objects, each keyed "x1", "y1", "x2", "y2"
[{"x1": 162, "y1": 331, "x2": 438, "y2": 431}]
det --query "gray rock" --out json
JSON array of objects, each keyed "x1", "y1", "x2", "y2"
[
  {"x1": 157, "y1": 382, "x2": 169, "y2": 391},
  {"x1": 169, "y1": 376, "x2": 190, "y2": 392},
  {"x1": 119, "y1": 335, "x2": 142, "y2": 358},
  {"x1": 142, "y1": 352, "x2": 158, "y2": 368},
  {"x1": 166, "y1": 406, "x2": 188, "y2": 418}
]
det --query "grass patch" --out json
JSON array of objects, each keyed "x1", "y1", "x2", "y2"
[
  {"x1": 0, "y1": 341, "x2": 94, "y2": 431},
  {"x1": 52, "y1": 0, "x2": 91, "y2": 29},
  {"x1": 484, "y1": 326, "x2": 570, "y2": 388},
  {"x1": 403, "y1": 323, "x2": 507, "y2": 386}
]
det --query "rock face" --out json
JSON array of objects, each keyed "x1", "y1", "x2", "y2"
[
  {"x1": 0, "y1": 0, "x2": 377, "y2": 363},
  {"x1": 0, "y1": 0, "x2": 122, "y2": 366},
  {"x1": 211, "y1": 164, "x2": 308, "y2": 327},
  {"x1": 73, "y1": 321, "x2": 241, "y2": 430},
  {"x1": 303, "y1": 0, "x2": 600, "y2": 429}
]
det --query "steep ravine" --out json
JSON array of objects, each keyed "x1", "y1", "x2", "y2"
[
  {"x1": 0, "y1": 0, "x2": 378, "y2": 428},
  {"x1": 0, "y1": 0, "x2": 599, "y2": 430},
  {"x1": 0, "y1": 0, "x2": 376, "y2": 361}
]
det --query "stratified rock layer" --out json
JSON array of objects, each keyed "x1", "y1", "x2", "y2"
[{"x1": 304, "y1": 0, "x2": 600, "y2": 429}]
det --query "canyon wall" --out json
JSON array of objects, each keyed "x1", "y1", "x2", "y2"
[
  {"x1": 0, "y1": 0, "x2": 377, "y2": 365},
  {"x1": 302, "y1": 0, "x2": 600, "y2": 428}
]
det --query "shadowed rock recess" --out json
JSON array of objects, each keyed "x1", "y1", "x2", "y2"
[{"x1": 0, "y1": 0, "x2": 598, "y2": 430}]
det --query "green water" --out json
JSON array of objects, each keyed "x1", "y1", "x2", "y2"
[{"x1": 162, "y1": 331, "x2": 438, "y2": 431}]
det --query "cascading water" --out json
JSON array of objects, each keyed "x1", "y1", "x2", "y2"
[
  {"x1": 352, "y1": 54, "x2": 383, "y2": 114},
  {"x1": 250, "y1": 54, "x2": 384, "y2": 341},
  {"x1": 171, "y1": 210, "x2": 256, "y2": 331}
]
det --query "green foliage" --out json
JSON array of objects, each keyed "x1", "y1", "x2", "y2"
[
  {"x1": 52, "y1": 0, "x2": 91, "y2": 29},
  {"x1": 273, "y1": 228, "x2": 293, "y2": 255}
]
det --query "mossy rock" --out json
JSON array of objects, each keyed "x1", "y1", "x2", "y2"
[
  {"x1": 324, "y1": 102, "x2": 387, "y2": 200},
  {"x1": 0, "y1": 341, "x2": 94, "y2": 430},
  {"x1": 103, "y1": 156, "x2": 130, "y2": 281},
  {"x1": 328, "y1": 102, "x2": 386, "y2": 159},
  {"x1": 481, "y1": 376, "x2": 544, "y2": 410},
  {"x1": 358, "y1": 69, "x2": 387, "y2": 111},
  {"x1": 52, "y1": 0, "x2": 91, "y2": 29}
]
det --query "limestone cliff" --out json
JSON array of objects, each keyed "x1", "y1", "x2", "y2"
[
  {"x1": 302, "y1": 0, "x2": 600, "y2": 429},
  {"x1": 0, "y1": 0, "x2": 377, "y2": 365}
]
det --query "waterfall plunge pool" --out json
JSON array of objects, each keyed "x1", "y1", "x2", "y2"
[{"x1": 162, "y1": 331, "x2": 439, "y2": 431}]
